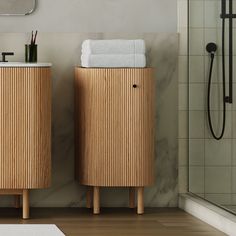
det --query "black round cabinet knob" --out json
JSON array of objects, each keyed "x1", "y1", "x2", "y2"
[{"x1": 133, "y1": 84, "x2": 137, "y2": 88}]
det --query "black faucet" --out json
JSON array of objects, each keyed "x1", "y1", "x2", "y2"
[{"x1": 0, "y1": 52, "x2": 14, "y2": 62}]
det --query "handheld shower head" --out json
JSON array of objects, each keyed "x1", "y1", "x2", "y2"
[{"x1": 206, "y1": 42, "x2": 217, "y2": 54}]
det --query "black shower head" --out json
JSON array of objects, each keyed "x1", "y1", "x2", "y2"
[{"x1": 206, "y1": 43, "x2": 217, "y2": 54}]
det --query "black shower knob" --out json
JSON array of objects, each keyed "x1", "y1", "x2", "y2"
[{"x1": 206, "y1": 42, "x2": 217, "y2": 54}]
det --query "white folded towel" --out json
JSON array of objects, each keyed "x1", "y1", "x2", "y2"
[
  {"x1": 82, "y1": 40, "x2": 146, "y2": 55},
  {"x1": 81, "y1": 54, "x2": 146, "y2": 68}
]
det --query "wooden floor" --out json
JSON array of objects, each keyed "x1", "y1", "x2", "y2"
[{"x1": 0, "y1": 208, "x2": 226, "y2": 236}]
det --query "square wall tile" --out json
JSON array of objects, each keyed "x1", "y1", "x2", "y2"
[
  {"x1": 189, "y1": 84, "x2": 205, "y2": 110},
  {"x1": 178, "y1": 56, "x2": 188, "y2": 83},
  {"x1": 179, "y1": 84, "x2": 188, "y2": 110},
  {"x1": 216, "y1": 56, "x2": 230, "y2": 84},
  {"x1": 234, "y1": 2, "x2": 236, "y2": 21},
  {"x1": 179, "y1": 139, "x2": 188, "y2": 166},
  {"x1": 178, "y1": 0, "x2": 188, "y2": 28},
  {"x1": 189, "y1": 1, "x2": 236, "y2": 31},
  {"x1": 234, "y1": 31, "x2": 236, "y2": 55},
  {"x1": 189, "y1": 139, "x2": 204, "y2": 166},
  {"x1": 232, "y1": 139, "x2": 236, "y2": 165},
  {"x1": 205, "y1": 56, "x2": 230, "y2": 86},
  {"x1": 232, "y1": 194, "x2": 236, "y2": 205},
  {"x1": 205, "y1": 111, "x2": 232, "y2": 139},
  {"x1": 189, "y1": 56, "x2": 205, "y2": 83},
  {"x1": 189, "y1": 0, "x2": 204, "y2": 28},
  {"x1": 219, "y1": 29, "x2": 231, "y2": 55},
  {"x1": 204, "y1": 29, "x2": 218, "y2": 56},
  {"x1": 232, "y1": 167, "x2": 236, "y2": 193},
  {"x1": 179, "y1": 27, "x2": 188, "y2": 56},
  {"x1": 205, "y1": 167, "x2": 231, "y2": 194},
  {"x1": 204, "y1": 0, "x2": 221, "y2": 28},
  {"x1": 179, "y1": 166, "x2": 188, "y2": 193},
  {"x1": 189, "y1": 111, "x2": 205, "y2": 138},
  {"x1": 233, "y1": 86, "x2": 236, "y2": 111},
  {"x1": 232, "y1": 112, "x2": 236, "y2": 138},
  {"x1": 205, "y1": 55, "x2": 222, "y2": 83},
  {"x1": 179, "y1": 111, "x2": 188, "y2": 139},
  {"x1": 189, "y1": 167, "x2": 204, "y2": 194},
  {"x1": 196, "y1": 193, "x2": 204, "y2": 198},
  {"x1": 207, "y1": 83, "x2": 231, "y2": 111},
  {"x1": 205, "y1": 29, "x2": 230, "y2": 57},
  {"x1": 189, "y1": 29, "x2": 204, "y2": 56},
  {"x1": 234, "y1": 56, "x2": 236, "y2": 82},
  {"x1": 205, "y1": 139, "x2": 232, "y2": 166},
  {"x1": 205, "y1": 194, "x2": 231, "y2": 205}
]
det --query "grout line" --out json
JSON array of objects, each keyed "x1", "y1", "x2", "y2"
[{"x1": 231, "y1": 95, "x2": 234, "y2": 206}]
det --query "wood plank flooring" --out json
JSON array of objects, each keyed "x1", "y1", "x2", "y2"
[{"x1": 0, "y1": 208, "x2": 226, "y2": 236}]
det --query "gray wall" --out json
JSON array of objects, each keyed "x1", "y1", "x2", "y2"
[{"x1": 0, "y1": 0, "x2": 177, "y2": 33}]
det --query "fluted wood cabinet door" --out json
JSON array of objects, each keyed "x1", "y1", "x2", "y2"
[
  {"x1": 75, "y1": 68, "x2": 154, "y2": 187},
  {"x1": 0, "y1": 67, "x2": 51, "y2": 189}
]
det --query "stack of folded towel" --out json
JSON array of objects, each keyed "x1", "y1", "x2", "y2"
[{"x1": 81, "y1": 39, "x2": 146, "y2": 68}]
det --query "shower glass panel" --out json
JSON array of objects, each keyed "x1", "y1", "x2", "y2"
[{"x1": 188, "y1": 0, "x2": 236, "y2": 214}]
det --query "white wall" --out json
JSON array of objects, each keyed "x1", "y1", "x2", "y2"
[{"x1": 0, "y1": 0, "x2": 177, "y2": 33}]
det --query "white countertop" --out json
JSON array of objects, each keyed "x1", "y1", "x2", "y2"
[{"x1": 0, "y1": 62, "x2": 52, "y2": 67}]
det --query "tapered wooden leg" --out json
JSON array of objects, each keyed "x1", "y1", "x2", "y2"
[
  {"x1": 23, "y1": 190, "x2": 30, "y2": 219},
  {"x1": 137, "y1": 187, "x2": 144, "y2": 215},
  {"x1": 14, "y1": 195, "x2": 20, "y2": 209},
  {"x1": 86, "y1": 187, "x2": 93, "y2": 209},
  {"x1": 93, "y1": 186, "x2": 100, "y2": 215},
  {"x1": 129, "y1": 188, "x2": 136, "y2": 208}
]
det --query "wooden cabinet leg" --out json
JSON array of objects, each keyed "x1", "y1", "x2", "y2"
[
  {"x1": 86, "y1": 187, "x2": 93, "y2": 209},
  {"x1": 129, "y1": 188, "x2": 135, "y2": 208},
  {"x1": 23, "y1": 190, "x2": 30, "y2": 219},
  {"x1": 137, "y1": 187, "x2": 144, "y2": 215},
  {"x1": 93, "y1": 186, "x2": 100, "y2": 215},
  {"x1": 14, "y1": 195, "x2": 20, "y2": 209}
]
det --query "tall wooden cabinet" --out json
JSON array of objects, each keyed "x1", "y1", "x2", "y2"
[
  {"x1": 75, "y1": 68, "x2": 154, "y2": 214},
  {"x1": 0, "y1": 65, "x2": 52, "y2": 219}
]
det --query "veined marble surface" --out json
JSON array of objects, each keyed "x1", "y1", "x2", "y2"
[{"x1": 0, "y1": 33, "x2": 178, "y2": 207}]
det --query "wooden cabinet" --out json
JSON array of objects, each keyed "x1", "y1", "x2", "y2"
[
  {"x1": 75, "y1": 68, "x2": 154, "y2": 214},
  {"x1": 0, "y1": 66, "x2": 51, "y2": 219}
]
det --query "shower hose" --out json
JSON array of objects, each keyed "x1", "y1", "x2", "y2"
[{"x1": 207, "y1": 18, "x2": 226, "y2": 140}]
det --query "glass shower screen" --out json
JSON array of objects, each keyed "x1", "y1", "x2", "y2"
[{"x1": 188, "y1": 0, "x2": 236, "y2": 214}]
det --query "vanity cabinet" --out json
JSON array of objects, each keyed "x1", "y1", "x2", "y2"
[
  {"x1": 0, "y1": 64, "x2": 51, "y2": 219},
  {"x1": 75, "y1": 67, "x2": 154, "y2": 214}
]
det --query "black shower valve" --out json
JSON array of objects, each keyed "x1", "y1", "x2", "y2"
[{"x1": 206, "y1": 43, "x2": 217, "y2": 54}]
